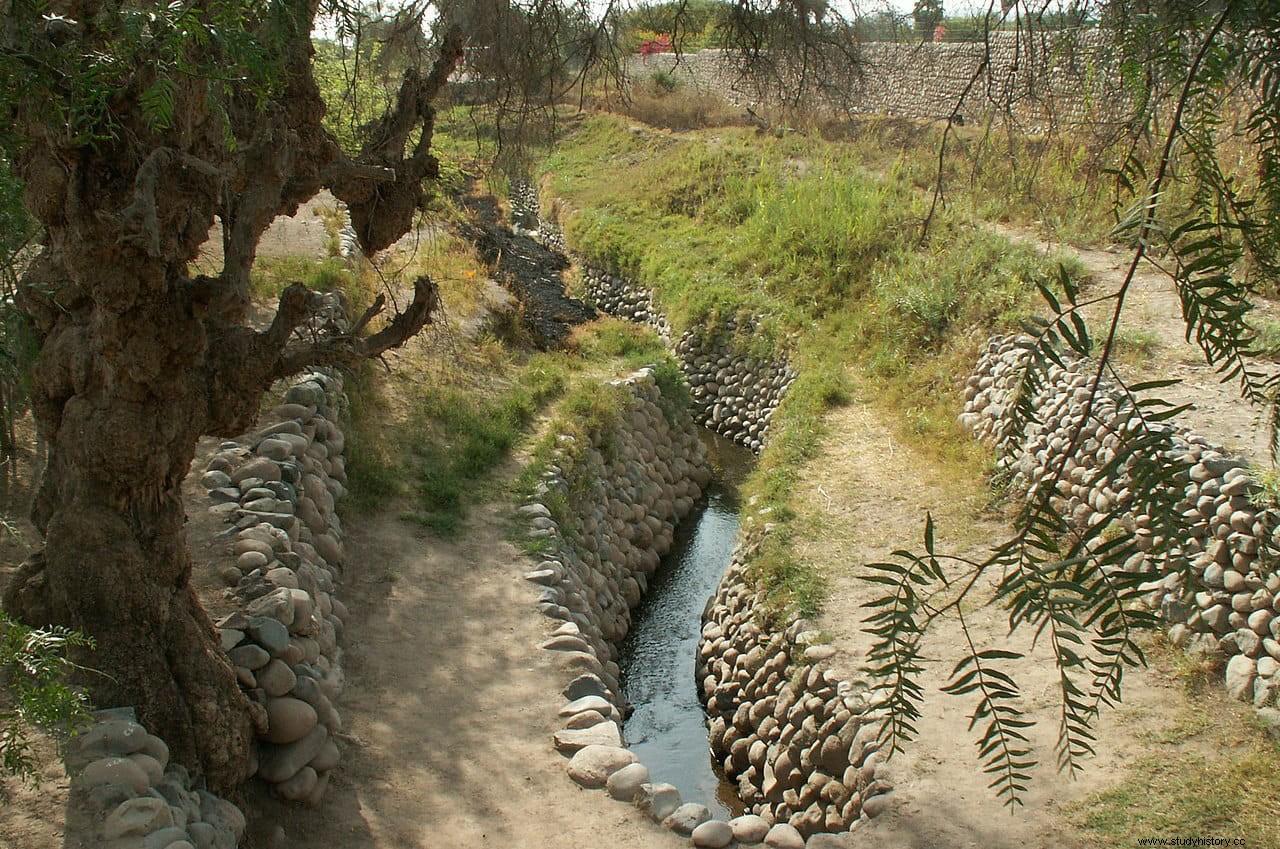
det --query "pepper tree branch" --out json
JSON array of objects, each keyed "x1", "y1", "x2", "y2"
[{"x1": 326, "y1": 27, "x2": 465, "y2": 254}]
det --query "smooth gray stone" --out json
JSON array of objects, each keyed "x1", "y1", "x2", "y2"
[
  {"x1": 605, "y1": 762, "x2": 649, "y2": 801},
  {"x1": 663, "y1": 803, "x2": 711, "y2": 836}
]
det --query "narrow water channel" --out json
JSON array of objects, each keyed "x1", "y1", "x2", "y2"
[{"x1": 618, "y1": 432, "x2": 754, "y2": 819}]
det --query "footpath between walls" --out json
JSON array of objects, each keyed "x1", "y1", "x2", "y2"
[{"x1": 964, "y1": 335, "x2": 1280, "y2": 714}]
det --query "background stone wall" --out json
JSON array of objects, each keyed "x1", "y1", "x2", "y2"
[{"x1": 628, "y1": 30, "x2": 1126, "y2": 130}]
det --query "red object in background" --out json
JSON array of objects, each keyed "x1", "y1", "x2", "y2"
[
  {"x1": 639, "y1": 34, "x2": 673, "y2": 59},
  {"x1": 933, "y1": 24, "x2": 947, "y2": 42}
]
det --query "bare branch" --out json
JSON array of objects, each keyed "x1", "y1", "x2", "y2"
[
  {"x1": 271, "y1": 275, "x2": 439, "y2": 377},
  {"x1": 328, "y1": 28, "x2": 465, "y2": 254}
]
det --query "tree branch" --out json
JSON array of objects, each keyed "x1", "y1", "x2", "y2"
[
  {"x1": 327, "y1": 28, "x2": 465, "y2": 254},
  {"x1": 270, "y1": 275, "x2": 439, "y2": 378},
  {"x1": 118, "y1": 148, "x2": 223, "y2": 259}
]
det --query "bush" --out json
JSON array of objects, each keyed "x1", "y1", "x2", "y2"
[{"x1": 622, "y1": 86, "x2": 744, "y2": 132}]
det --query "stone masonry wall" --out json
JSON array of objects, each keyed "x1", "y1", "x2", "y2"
[
  {"x1": 65, "y1": 299, "x2": 354, "y2": 848},
  {"x1": 524, "y1": 369, "x2": 709, "y2": 712},
  {"x1": 66, "y1": 708, "x2": 246, "y2": 849},
  {"x1": 200, "y1": 364, "x2": 352, "y2": 806},
  {"x1": 510, "y1": 182, "x2": 796, "y2": 454},
  {"x1": 962, "y1": 335, "x2": 1280, "y2": 710},
  {"x1": 519, "y1": 368, "x2": 748, "y2": 839},
  {"x1": 697, "y1": 545, "x2": 890, "y2": 845},
  {"x1": 629, "y1": 30, "x2": 1125, "y2": 131}
]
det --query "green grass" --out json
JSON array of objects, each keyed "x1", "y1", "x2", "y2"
[
  {"x1": 566, "y1": 317, "x2": 668, "y2": 367},
  {"x1": 1247, "y1": 313, "x2": 1280, "y2": 358},
  {"x1": 250, "y1": 256, "x2": 364, "y2": 302},
  {"x1": 1064, "y1": 639, "x2": 1280, "y2": 849},
  {"x1": 538, "y1": 113, "x2": 1073, "y2": 616},
  {"x1": 1112, "y1": 326, "x2": 1162, "y2": 366},
  {"x1": 402, "y1": 358, "x2": 568, "y2": 535},
  {"x1": 345, "y1": 312, "x2": 683, "y2": 537}
]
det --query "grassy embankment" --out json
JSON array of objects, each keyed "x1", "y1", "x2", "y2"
[
  {"x1": 538, "y1": 108, "x2": 1280, "y2": 840},
  {"x1": 247, "y1": 188, "x2": 692, "y2": 537},
  {"x1": 538, "y1": 113, "x2": 1073, "y2": 616}
]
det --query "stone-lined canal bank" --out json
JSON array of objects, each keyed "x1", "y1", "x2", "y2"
[
  {"x1": 514, "y1": 180, "x2": 895, "y2": 846},
  {"x1": 619, "y1": 434, "x2": 753, "y2": 821}
]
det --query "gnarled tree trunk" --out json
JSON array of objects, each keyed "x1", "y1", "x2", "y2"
[
  {"x1": 5, "y1": 265, "x2": 270, "y2": 790},
  {"x1": 1, "y1": 2, "x2": 460, "y2": 793}
]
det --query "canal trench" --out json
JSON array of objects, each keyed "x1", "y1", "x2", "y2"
[{"x1": 617, "y1": 431, "x2": 754, "y2": 819}]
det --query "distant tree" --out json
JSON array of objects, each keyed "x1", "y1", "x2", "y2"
[
  {"x1": 854, "y1": 9, "x2": 912, "y2": 42},
  {"x1": 913, "y1": 0, "x2": 945, "y2": 37},
  {"x1": 620, "y1": 0, "x2": 733, "y2": 51}
]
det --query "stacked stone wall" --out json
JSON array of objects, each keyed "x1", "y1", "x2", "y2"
[
  {"x1": 629, "y1": 30, "x2": 1126, "y2": 131},
  {"x1": 511, "y1": 182, "x2": 796, "y2": 454},
  {"x1": 63, "y1": 291, "x2": 357, "y2": 848},
  {"x1": 697, "y1": 550, "x2": 890, "y2": 844},
  {"x1": 962, "y1": 335, "x2": 1280, "y2": 709},
  {"x1": 520, "y1": 369, "x2": 732, "y2": 833},
  {"x1": 524, "y1": 369, "x2": 710, "y2": 714},
  {"x1": 66, "y1": 708, "x2": 246, "y2": 849},
  {"x1": 199, "y1": 365, "x2": 352, "y2": 806}
]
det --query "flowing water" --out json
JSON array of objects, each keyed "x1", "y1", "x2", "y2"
[{"x1": 618, "y1": 432, "x2": 753, "y2": 819}]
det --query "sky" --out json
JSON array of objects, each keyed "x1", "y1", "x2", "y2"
[{"x1": 851, "y1": 0, "x2": 1001, "y2": 17}]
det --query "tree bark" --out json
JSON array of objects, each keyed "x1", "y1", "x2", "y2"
[
  {"x1": 0, "y1": 0, "x2": 447, "y2": 794},
  {"x1": 4, "y1": 268, "x2": 267, "y2": 792}
]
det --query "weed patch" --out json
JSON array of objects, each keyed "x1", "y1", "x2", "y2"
[
  {"x1": 1065, "y1": 640, "x2": 1280, "y2": 848},
  {"x1": 401, "y1": 356, "x2": 569, "y2": 535}
]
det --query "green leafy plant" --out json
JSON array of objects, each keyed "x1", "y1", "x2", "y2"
[{"x1": 1, "y1": 613, "x2": 94, "y2": 784}]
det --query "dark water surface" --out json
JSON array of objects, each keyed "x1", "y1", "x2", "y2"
[{"x1": 618, "y1": 433, "x2": 754, "y2": 819}]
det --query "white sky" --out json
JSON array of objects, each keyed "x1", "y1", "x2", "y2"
[{"x1": 852, "y1": 0, "x2": 1002, "y2": 17}]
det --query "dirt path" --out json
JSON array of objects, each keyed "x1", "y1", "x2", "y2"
[
  {"x1": 796, "y1": 220, "x2": 1280, "y2": 844},
  {"x1": 996, "y1": 224, "x2": 1280, "y2": 463},
  {"x1": 798, "y1": 372, "x2": 1236, "y2": 847},
  {"x1": 242, "y1": 494, "x2": 677, "y2": 849}
]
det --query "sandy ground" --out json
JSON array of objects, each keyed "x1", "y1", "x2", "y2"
[
  {"x1": 240, "y1": 499, "x2": 679, "y2": 849},
  {"x1": 796, "y1": 384, "x2": 1206, "y2": 847}
]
